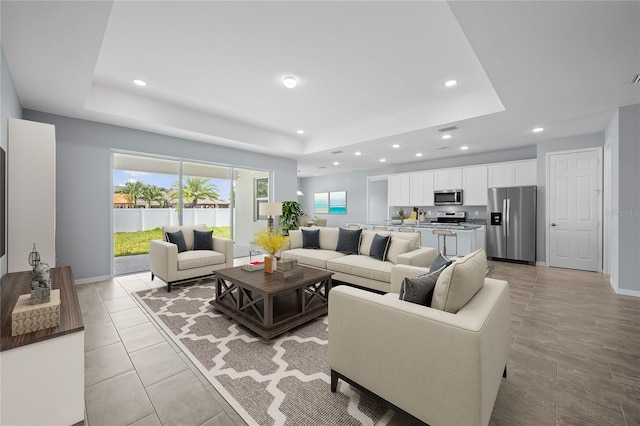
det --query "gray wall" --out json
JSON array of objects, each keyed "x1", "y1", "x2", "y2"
[
  {"x1": 23, "y1": 110, "x2": 297, "y2": 281},
  {"x1": 1, "y1": 45, "x2": 22, "y2": 277},
  {"x1": 535, "y1": 133, "x2": 604, "y2": 261}
]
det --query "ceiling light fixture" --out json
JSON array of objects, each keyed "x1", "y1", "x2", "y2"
[
  {"x1": 333, "y1": 161, "x2": 340, "y2": 166},
  {"x1": 444, "y1": 79, "x2": 458, "y2": 87},
  {"x1": 283, "y1": 76, "x2": 297, "y2": 89},
  {"x1": 460, "y1": 146, "x2": 469, "y2": 150},
  {"x1": 297, "y1": 130, "x2": 304, "y2": 134},
  {"x1": 392, "y1": 144, "x2": 400, "y2": 148},
  {"x1": 442, "y1": 134, "x2": 452, "y2": 140},
  {"x1": 416, "y1": 153, "x2": 423, "y2": 157},
  {"x1": 380, "y1": 158, "x2": 387, "y2": 162},
  {"x1": 133, "y1": 79, "x2": 147, "y2": 86},
  {"x1": 354, "y1": 151, "x2": 362, "y2": 156},
  {"x1": 532, "y1": 127, "x2": 545, "y2": 133}
]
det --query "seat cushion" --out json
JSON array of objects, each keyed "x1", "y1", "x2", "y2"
[
  {"x1": 327, "y1": 255, "x2": 393, "y2": 283},
  {"x1": 431, "y1": 249, "x2": 486, "y2": 313},
  {"x1": 177, "y1": 250, "x2": 226, "y2": 271},
  {"x1": 281, "y1": 248, "x2": 347, "y2": 269}
]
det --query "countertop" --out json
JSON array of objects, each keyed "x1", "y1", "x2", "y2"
[{"x1": 363, "y1": 223, "x2": 481, "y2": 231}]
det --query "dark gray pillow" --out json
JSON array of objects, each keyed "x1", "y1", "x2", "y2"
[
  {"x1": 398, "y1": 266, "x2": 445, "y2": 306},
  {"x1": 430, "y1": 251, "x2": 453, "y2": 272},
  {"x1": 193, "y1": 230, "x2": 213, "y2": 250},
  {"x1": 336, "y1": 228, "x2": 362, "y2": 254},
  {"x1": 368, "y1": 234, "x2": 391, "y2": 261},
  {"x1": 166, "y1": 230, "x2": 187, "y2": 253},
  {"x1": 301, "y1": 229, "x2": 321, "y2": 249}
]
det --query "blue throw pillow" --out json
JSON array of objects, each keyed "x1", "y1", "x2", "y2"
[
  {"x1": 430, "y1": 251, "x2": 453, "y2": 272},
  {"x1": 166, "y1": 230, "x2": 187, "y2": 253},
  {"x1": 193, "y1": 230, "x2": 213, "y2": 250},
  {"x1": 335, "y1": 228, "x2": 362, "y2": 254},
  {"x1": 369, "y1": 234, "x2": 391, "y2": 261},
  {"x1": 301, "y1": 229, "x2": 320, "y2": 249}
]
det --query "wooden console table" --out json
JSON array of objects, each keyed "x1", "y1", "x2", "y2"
[{"x1": 1, "y1": 266, "x2": 85, "y2": 425}]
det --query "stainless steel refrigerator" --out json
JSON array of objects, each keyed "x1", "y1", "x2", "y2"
[{"x1": 486, "y1": 186, "x2": 537, "y2": 264}]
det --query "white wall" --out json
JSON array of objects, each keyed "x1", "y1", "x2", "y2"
[{"x1": 604, "y1": 110, "x2": 619, "y2": 286}]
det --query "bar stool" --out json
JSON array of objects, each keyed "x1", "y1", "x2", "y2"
[
  {"x1": 432, "y1": 229, "x2": 457, "y2": 258},
  {"x1": 372, "y1": 226, "x2": 388, "y2": 231},
  {"x1": 398, "y1": 227, "x2": 416, "y2": 232},
  {"x1": 346, "y1": 224, "x2": 361, "y2": 229}
]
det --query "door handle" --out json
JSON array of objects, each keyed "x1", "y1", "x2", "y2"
[{"x1": 551, "y1": 223, "x2": 556, "y2": 227}]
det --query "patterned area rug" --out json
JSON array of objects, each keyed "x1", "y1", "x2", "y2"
[{"x1": 134, "y1": 281, "x2": 393, "y2": 426}]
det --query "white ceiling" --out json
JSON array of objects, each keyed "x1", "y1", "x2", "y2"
[{"x1": 2, "y1": 1, "x2": 639, "y2": 177}]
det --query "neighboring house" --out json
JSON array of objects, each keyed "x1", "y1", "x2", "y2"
[{"x1": 113, "y1": 193, "x2": 134, "y2": 208}]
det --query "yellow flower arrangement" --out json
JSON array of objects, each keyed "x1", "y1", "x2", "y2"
[{"x1": 254, "y1": 228, "x2": 290, "y2": 255}]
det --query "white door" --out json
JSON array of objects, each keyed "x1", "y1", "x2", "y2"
[{"x1": 547, "y1": 149, "x2": 601, "y2": 271}]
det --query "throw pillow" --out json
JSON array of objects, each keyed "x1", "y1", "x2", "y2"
[
  {"x1": 166, "y1": 230, "x2": 188, "y2": 253},
  {"x1": 369, "y1": 234, "x2": 391, "y2": 261},
  {"x1": 431, "y1": 249, "x2": 487, "y2": 313},
  {"x1": 335, "y1": 228, "x2": 362, "y2": 254},
  {"x1": 301, "y1": 229, "x2": 321, "y2": 249},
  {"x1": 386, "y1": 238, "x2": 411, "y2": 264},
  {"x1": 398, "y1": 266, "x2": 445, "y2": 306},
  {"x1": 430, "y1": 251, "x2": 453, "y2": 272},
  {"x1": 193, "y1": 229, "x2": 213, "y2": 250}
]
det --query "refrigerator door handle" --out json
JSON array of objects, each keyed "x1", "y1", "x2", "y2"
[
  {"x1": 502, "y1": 198, "x2": 507, "y2": 237},
  {"x1": 506, "y1": 198, "x2": 511, "y2": 237}
]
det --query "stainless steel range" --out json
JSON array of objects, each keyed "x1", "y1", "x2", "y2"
[{"x1": 430, "y1": 211, "x2": 467, "y2": 228}]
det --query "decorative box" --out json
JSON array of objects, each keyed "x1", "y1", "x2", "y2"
[
  {"x1": 273, "y1": 266, "x2": 304, "y2": 281},
  {"x1": 277, "y1": 259, "x2": 298, "y2": 272},
  {"x1": 12, "y1": 289, "x2": 61, "y2": 336}
]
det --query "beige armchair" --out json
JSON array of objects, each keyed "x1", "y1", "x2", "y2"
[{"x1": 149, "y1": 224, "x2": 233, "y2": 292}]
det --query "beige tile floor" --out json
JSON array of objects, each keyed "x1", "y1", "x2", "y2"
[{"x1": 79, "y1": 260, "x2": 640, "y2": 426}]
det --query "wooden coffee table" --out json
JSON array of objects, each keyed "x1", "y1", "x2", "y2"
[{"x1": 211, "y1": 265, "x2": 333, "y2": 339}]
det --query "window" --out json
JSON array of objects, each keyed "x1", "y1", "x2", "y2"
[{"x1": 255, "y1": 176, "x2": 269, "y2": 221}]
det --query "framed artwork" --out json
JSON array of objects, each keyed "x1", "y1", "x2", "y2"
[
  {"x1": 314, "y1": 192, "x2": 329, "y2": 214},
  {"x1": 329, "y1": 191, "x2": 347, "y2": 214}
]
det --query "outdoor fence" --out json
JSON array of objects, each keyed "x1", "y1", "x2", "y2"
[{"x1": 114, "y1": 208, "x2": 231, "y2": 232}]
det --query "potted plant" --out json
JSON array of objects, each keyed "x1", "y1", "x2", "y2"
[
  {"x1": 279, "y1": 201, "x2": 303, "y2": 235},
  {"x1": 254, "y1": 228, "x2": 290, "y2": 273},
  {"x1": 397, "y1": 208, "x2": 406, "y2": 220}
]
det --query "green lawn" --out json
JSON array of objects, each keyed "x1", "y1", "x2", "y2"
[{"x1": 114, "y1": 227, "x2": 231, "y2": 257}]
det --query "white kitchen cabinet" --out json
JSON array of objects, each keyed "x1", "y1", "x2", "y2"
[
  {"x1": 388, "y1": 173, "x2": 410, "y2": 206},
  {"x1": 488, "y1": 160, "x2": 536, "y2": 188},
  {"x1": 434, "y1": 168, "x2": 463, "y2": 190},
  {"x1": 462, "y1": 166, "x2": 488, "y2": 205},
  {"x1": 410, "y1": 171, "x2": 434, "y2": 206}
]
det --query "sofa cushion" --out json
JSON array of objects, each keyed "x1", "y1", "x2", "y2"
[
  {"x1": 430, "y1": 251, "x2": 453, "y2": 272},
  {"x1": 302, "y1": 229, "x2": 320, "y2": 249},
  {"x1": 327, "y1": 255, "x2": 392, "y2": 283},
  {"x1": 289, "y1": 230, "x2": 303, "y2": 249},
  {"x1": 431, "y1": 249, "x2": 486, "y2": 313},
  {"x1": 369, "y1": 234, "x2": 391, "y2": 261},
  {"x1": 163, "y1": 224, "x2": 206, "y2": 250},
  {"x1": 386, "y1": 238, "x2": 411, "y2": 264},
  {"x1": 166, "y1": 230, "x2": 188, "y2": 253},
  {"x1": 386, "y1": 231, "x2": 420, "y2": 251},
  {"x1": 319, "y1": 227, "x2": 340, "y2": 251},
  {"x1": 177, "y1": 250, "x2": 225, "y2": 271},
  {"x1": 336, "y1": 228, "x2": 362, "y2": 254},
  {"x1": 193, "y1": 230, "x2": 213, "y2": 250},
  {"x1": 281, "y1": 248, "x2": 347, "y2": 269},
  {"x1": 399, "y1": 266, "x2": 445, "y2": 306}
]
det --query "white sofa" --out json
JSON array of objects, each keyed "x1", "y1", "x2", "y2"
[
  {"x1": 149, "y1": 224, "x2": 233, "y2": 292},
  {"x1": 329, "y1": 249, "x2": 511, "y2": 426},
  {"x1": 281, "y1": 227, "x2": 437, "y2": 293}
]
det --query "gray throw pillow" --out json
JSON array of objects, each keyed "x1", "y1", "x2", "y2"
[
  {"x1": 193, "y1": 230, "x2": 213, "y2": 250},
  {"x1": 335, "y1": 228, "x2": 362, "y2": 254},
  {"x1": 301, "y1": 229, "x2": 320, "y2": 249},
  {"x1": 430, "y1": 251, "x2": 453, "y2": 272},
  {"x1": 166, "y1": 230, "x2": 187, "y2": 253},
  {"x1": 368, "y1": 234, "x2": 391, "y2": 261},
  {"x1": 398, "y1": 266, "x2": 445, "y2": 306}
]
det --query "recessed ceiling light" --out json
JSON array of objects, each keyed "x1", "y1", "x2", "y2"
[
  {"x1": 532, "y1": 127, "x2": 545, "y2": 133},
  {"x1": 416, "y1": 153, "x2": 423, "y2": 157},
  {"x1": 133, "y1": 79, "x2": 147, "y2": 86},
  {"x1": 380, "y1": 158, "x2": 387, "y2": 162},
  {"x1": 283, "y1": 76, "x2": 297, "y2": 88},
  {"x1": 333, "y1": 161, "x2": 340, "y2": 166},
  {"x1": 354, "y1": 151, "x2": 362, "y2": 156},
  {"x1": 444, "y1": 79, "x2": 458, "y2": 87},
  {"x1": 460, "y1": 146, "x2": 469, "y2": 150},
  {"x1": 297, "y1": 130, "x2": 304, "y2": 134},
  {"x1": 442, "y1": 134, "x2": 452, "y2": 140},
  {"x1": 392, "y1": 144, "x2": 400, "y2": 148}
]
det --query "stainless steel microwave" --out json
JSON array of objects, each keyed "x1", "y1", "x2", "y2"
[{"x1": 434, "y1": 189, "x2": 463, "y2": 205}]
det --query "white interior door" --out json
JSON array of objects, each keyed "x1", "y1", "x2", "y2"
[{"x1": 547, "y1": 149, "x2": 601, "y2": 271}]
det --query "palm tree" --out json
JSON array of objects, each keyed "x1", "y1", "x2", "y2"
[
  {"x1": 171, "y1": 177, "x2": 220, "y2": 208},
  {"x1": 140, "y1": 184, "x2": 165, "y2": 208},
  {"x1": 117, "y1": 180, "x2": 145, "y2": 208}
]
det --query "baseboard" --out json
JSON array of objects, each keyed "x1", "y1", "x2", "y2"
[
  {"x1": 615, "y1": 287, "x2": 640, "y2": 297},
  {"x1": 74, "y1": 275, "x2": 113, "y2": 285},
  {"x1": 535, "y1": 261, "x2": 547, "y2": 267}
]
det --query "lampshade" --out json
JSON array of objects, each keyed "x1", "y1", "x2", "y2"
[
  {"x1": 297, "y1": 190, "x2": 304, "y2": 196},
  {"x1": 259, "y1": 202, "x2": 283, "y2": 216}
]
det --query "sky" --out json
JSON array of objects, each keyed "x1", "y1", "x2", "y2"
[{"x1": 113, "y1": 170, "x2": 232, "y2": 199}]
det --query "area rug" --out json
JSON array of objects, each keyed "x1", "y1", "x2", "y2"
[{"x1": 134, "y1": 281, "x2": 393, "y2": 426}]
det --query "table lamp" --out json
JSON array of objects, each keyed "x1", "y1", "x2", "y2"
[{"x1": 259, "y1": 202, "x2": 283, "y2": 232}]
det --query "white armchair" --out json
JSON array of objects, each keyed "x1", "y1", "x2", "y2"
[{"x1": 149, "y1": 224, "x2": 233, "y2": 292}]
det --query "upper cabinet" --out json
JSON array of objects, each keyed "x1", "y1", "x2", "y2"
[
  {"x1": 388, "y1": 173, "x2": 411, "y2": 206},
  {"x1": 488, "y1": 160, "x2": 537, "y2": 188},
  {"x1": 433, "y1": 168, "x2": 463, "y2": 191},
  {"x1": 463, "y1": 166, "x2": 488, "y2": 206},
  {"x1": 410, "y1": 171, "x2": 434, "y2": 206}
]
